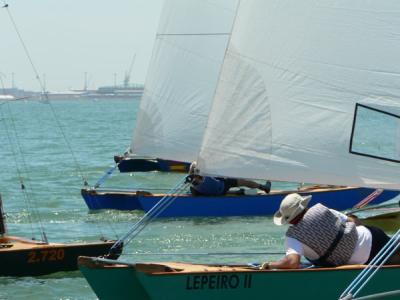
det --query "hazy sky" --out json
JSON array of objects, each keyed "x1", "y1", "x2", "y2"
[{"x1": 0, "y1": 0, "x2": 164, "y2": 91}]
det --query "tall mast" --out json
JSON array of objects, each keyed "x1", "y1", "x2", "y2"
[
  {"x1": 123, "y1": 53, "x2": 136, "y2": 88},
  {"x1": 11, "y1": 72, "x2": 15, "y2": 89},
  {"x1": 42, "y1": 73, "x2": 46, "y2": 93},
  {"x1": 83, "y1": 72, "x2": 88, "y2": 91},
  {"x1": 0, "y1": 195, "x2": 7, "y2": 235}
]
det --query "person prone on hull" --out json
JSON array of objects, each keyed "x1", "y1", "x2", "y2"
[
  {"x1": 260, "y1": 193, "x2": 400, "y2": 270},
  {"x1": 187, "y1": 162, "x2": 271, "y2": 196}
]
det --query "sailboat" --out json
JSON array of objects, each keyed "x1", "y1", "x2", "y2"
[
  {"x1": 0, "y1": 102, "x2": 123, "y2": 276},
  {"x1": 79, "y1": 1, "x2": 400, "y2": 298},
  {"x1": 82, "y1": 185, "x2": 398, "y2": 217},
  {"x1": 0, "y1": 196, "x2": 121, "y2": 276},
  {"x1": 81, "y1": 0, "x2": 398, "y2": 218},
  {"x1": 113, "y1": 51, "x2": 190, "y2": 173},
  {"x1": 0, "y1": 4, "x2": 124, "y2": 277},
  {"x1": 81, "y1": 0, "x2": 237, "y2": 184}
]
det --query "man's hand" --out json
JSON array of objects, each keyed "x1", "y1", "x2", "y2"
[
  {"x1": 266, "y1": 254, "x2": 301, "y2": 269},
  {"x1": 259, "y1": 262, "x2": 270, "y2": 269}
]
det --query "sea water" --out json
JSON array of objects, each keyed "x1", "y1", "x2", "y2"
[{"x1": 0, "y1": 98, "x2": 287, "y2": 299}]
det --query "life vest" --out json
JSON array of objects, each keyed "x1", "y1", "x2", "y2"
[
  {"x1": 286, "y1": 203, "x2": 358, "y2": 266},
  {"x1": 191, "y1": 177, "x2": 225, "y2": 196}
]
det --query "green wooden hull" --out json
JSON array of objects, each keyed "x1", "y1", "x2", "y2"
[{"x1": 79, "y1": 257, "x2": 400, "y2": 300}]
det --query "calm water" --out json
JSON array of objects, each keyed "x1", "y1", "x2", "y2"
[{"x1": 0, "y1": 98, "x2": 287, "y2": 299}]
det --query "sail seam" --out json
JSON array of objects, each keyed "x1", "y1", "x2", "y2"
[{"x1": 156, "y1": 33, "x2": 230, "y2": 36}]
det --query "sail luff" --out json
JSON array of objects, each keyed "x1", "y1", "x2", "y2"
[{"x1": 197, "y1": 0, "x2": 400, "y2": 190}]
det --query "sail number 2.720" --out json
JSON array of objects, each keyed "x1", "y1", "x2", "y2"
[{"x1": 27, "y1": 249, "x2": 65, "y2": 263}]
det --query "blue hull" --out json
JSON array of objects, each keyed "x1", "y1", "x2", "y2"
[
  {"x1": 81, "y1": 187, "x2": 400, "y2": 217},
  {"x1": 82, "y1": 189, "x2": 143, "y2": 211}
]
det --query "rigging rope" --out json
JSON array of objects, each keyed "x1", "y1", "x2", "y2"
[
  {"x1": 43, "y1": 102, "x2": 89, "y2": 186},
  {"x1": 107, "y1": 176, "x2": 189, "y2": 256},
  {"x1": 339, "y1": 229, "x2": 400, "y2": 300},
  {"x1": 2, "y1": 2, "x2": 45, "y2": 94},
  {"x1": 346, "y1": 290, "x2": 400, "y2": 300},
  {"x1": 0, "y1": 103, "x2": 46, "y2": 241},
  {"x1": 94, "y1": 164, "x2": 118, "y2": 188},
  {"x1": 1, "y1": 2, "x2": 89, "y2": 186},
  {"x1": 82, "y1": 163, "x2": 125, "y2": 241},
  {"x1": 1, "y1": 2, "x2": 95, "y2": 241},
  {"x1": 83, "y1": 163, "x2": 121, "y2": 240}
]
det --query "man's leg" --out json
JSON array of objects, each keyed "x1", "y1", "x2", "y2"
[
  {"x1": 237, "y1": 179, "x2": 271, "y2": 193},
  {"x1": 366, "y1": 226, "x2": 400, "y2": 265}
]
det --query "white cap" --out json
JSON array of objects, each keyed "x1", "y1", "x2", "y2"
[{"x1": 273, "y1": 193, "x2": 312, "y2": 225}]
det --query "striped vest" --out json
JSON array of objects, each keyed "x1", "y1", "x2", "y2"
[{"x1": 286, "y1": 204, "x2": 358, "y2": 266}]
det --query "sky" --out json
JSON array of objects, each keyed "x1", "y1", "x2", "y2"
[{"x1": 0, "y1": 0, "x2": 164, "y2": 91}]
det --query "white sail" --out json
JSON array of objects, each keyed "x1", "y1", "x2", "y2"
[
  {"x1": 198, "y1": 0, "x2": 400, "y2": 190},
  {"x1": 130, "y1": 0, "x2": 238, "y2": 163}
]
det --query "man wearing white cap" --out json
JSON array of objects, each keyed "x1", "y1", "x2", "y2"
[{"x1": 260, "y1": 193, "x2": 398, "y2": 269}]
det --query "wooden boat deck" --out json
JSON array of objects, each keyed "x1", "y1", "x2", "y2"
[
  {"x1": 0, "y1": 235, "x2": 114, "y2": 252},
  {"x1": 129, "y1": 261, "x2": 374, "y2": 275},
  {"x1": 0, "y1": 236, "x2": 61, "y2": 251},
  {"x1": 80, "y1": 256, "x2": 373, "y2": 273}
]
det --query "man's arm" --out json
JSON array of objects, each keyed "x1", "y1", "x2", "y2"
[
  {"x1": 332, "y1": 209, "x2": 363, "y2": 226},
  {"x1": 261, "y1": 253, "x2": 301, "y2": 269}
]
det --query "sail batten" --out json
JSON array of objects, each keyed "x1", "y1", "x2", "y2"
[{"x1": 198, "y1": 0, "x2": 400, "y2": 190}]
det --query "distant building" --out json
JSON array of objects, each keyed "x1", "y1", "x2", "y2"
[
  {"x1": 1, "y1": 82, "x2": 144, "y2": 100},
  {"x1": 95, "y1": 83, "x2": 144, "y2": 98}
]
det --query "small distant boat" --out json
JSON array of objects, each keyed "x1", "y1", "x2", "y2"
[{"x1": 0, "y1": 94, "x2": 15, "y2": 100}]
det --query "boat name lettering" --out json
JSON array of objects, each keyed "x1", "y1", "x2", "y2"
[
  {"x1": 186, "y1": 274, "x2": 252, "y2": 290},
  {"x1": 27, "y1": 249, "x2": 65, "y2": 263}
]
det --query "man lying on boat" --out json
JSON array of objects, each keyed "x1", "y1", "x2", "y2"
[
  {"x1": 187, "y1": 162, "x2": 271, "y2": 196},
  {"x1": 259, "y1": 193, "x2": 400, "y2": 269}
]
